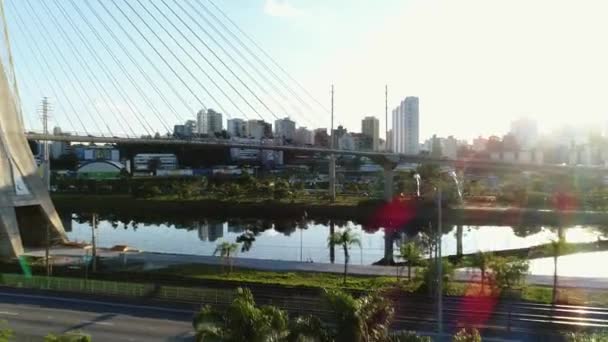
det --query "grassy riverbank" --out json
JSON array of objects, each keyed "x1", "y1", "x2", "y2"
[
  {"x1": 4, "y1": 258, "x2": 608, "y2": 306},
  {"x1": 148, "y1": 263, "x2": 608, "y2": 306}
]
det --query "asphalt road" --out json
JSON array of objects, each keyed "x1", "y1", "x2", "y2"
[{"x1": 0, "y1": 288, "x2": 196, "y2": 341}]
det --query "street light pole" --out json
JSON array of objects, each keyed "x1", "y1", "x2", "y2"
[{"x1": 436, "y1": 185, "x2": 443, "y2": 335}]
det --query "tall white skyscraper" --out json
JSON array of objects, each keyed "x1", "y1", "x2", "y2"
[
  {"x1": 197, "y1": 109, "x2": 223, "y2": 135},
  {"x1": 391, "y1": 97, "x2": 419, "y2": 154},
  {"x1": 361, "y1": 116, "x2": 380, "y2": 151}
]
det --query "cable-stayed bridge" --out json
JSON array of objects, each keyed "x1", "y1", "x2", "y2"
[{"x1": 7, "y1": 0, "x2": 607, "y2": 175}]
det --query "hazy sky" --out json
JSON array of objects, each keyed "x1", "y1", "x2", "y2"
[{"x1": 8, "y1": 0, "x2": 608, "y2": 141}]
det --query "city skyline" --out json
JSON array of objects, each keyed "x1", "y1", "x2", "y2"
[{"x1": 10, "y1": 0, "x2": 608, "y2": 142}]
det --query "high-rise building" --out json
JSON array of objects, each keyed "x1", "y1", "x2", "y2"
[
  {"x1": 295, "y1": 127, "x2": 314, "y2": 145},
  {"x1": 246, "y1": 119, "x2": 272, "y2": 139},
  {"x1": 185, "y1": 120, "x2": 197, "y2": 135},
  {"x1": 274, "y1": 117, "x2": 296, "y2": 142},
  {"x1": 510, "y1": 118, "x2": 538, "y2": 150},
  {"x1": 227, "y1": 118, "x2": 246, "y2": 138},
  {"x1": 443, "y1": 135, "x2": 458, "y2": 160},
  {"x1": 361, "y1": 116, "x2": 380, "y2": 151},
  {"x1": 351, "y1": 133, "x2": 372, "y2": 151},
  {"x1": 197, "y1": 109, "x2": 223, "y2": 135},
  {"x1": 391, "y1": 97, "x2": 419, "y2": 154},
  {"x1": 331, "y1": 125, "x2": 348, "y2": 148},
  {"x1": 313, "y1": 128, "x2": 329, "y2": 147}
]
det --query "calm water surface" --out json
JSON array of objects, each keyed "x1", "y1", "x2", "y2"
[{"x1": 64, "y1": 216, "x2": 607, "y2": 277}]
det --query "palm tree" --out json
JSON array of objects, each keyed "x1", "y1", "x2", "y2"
[
  {"x1": 546, "y1": 237, "x2": 570, "y2": 304},
  {"x1": 324, "y1": 289, "x2": 394, "y2": 342},
  {"x1": 471, "y1": 251, "x2": 493, "y2": 293},
  {"x1": 328, "y1": 228, "x2": 361, "y2": 284},
  {"x1": 214, "y1": 242, "x2": 239, "y2": 273},
  {"x1": 399, "y1": 241, "x2": 423, "y2": 281},
  {"x1": 192, "y1": 288, "x2": 290, "y2": 342}
]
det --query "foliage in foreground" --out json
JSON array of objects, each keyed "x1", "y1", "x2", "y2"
[
  {"x1": 0, "y1": 321, "x2": 12, "y2": 342},
  {"x1": 192, "y1": 287, "x2": 431, "y2": 342},
  {"x1": 563, "y1": 331, "x2": 608, "y2": 342},
  {"x1": 452, "y1": 328, "x2": 482, "y2": 342},
  {"x1": 45, "y1": 332, "x2": 92, "y2": 342}
]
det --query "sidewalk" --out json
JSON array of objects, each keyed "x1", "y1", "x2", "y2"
[{"x1": 25, "y1": 247, "x2": 608, "y2": 290}]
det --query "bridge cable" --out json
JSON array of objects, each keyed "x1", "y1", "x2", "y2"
[
  {"x1": 124, "y1": 0, "x2": 248, "y2": 121},
  {"x1": 23, "y1": 0, "x2": 114, "y2": 137},
  {"x1": 9, "y1": 37, "x2": 74, "y2": 133},
  {"x1": 118, "y1": 0, "x2": 238, "y2": 121},
  {"x1": 68, "y1": 0, "x2": 170, "y2": 136},
  {"x1": 8, "y1": 8, "x2": 84, "y2": 135},
  {"x1": 83, "y1": 1, "x2": 198, "y2": 123},
  {"x1": 71, "y1": 0, "x2": 171, "y2": 136},
  {"x1": 105, "y1": 0, "x2": 227, "y2": 121},
  {"x1": 189, "y1": 1, "x2": 317, "y2": 127},
  {"x1": 204, "y1": 0, "x2": 331, "y2": 117},
  {"x1": 11, "y1": 2, "x2": 98, "y2": 136},
  {"x1": 76, "y1": 1, "x2": 192, "y2": 126},
  {"x1": 54, "y1": 0, "x2": 178, "y2": 135},
  {"x1": 8, "y1": 42, "x2": 39, "y2": 131},
  {"x1": 42, "y1": 0, "x2": 137, "y2": 138},
  {"x1": 153, "y1": 0, "x2": 279, "y2": 122}
]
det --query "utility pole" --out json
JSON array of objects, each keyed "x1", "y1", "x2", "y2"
[
  {"x1": 45, "y1": 222, "x2": 51, "y2": 277},
  {"x1": 91, "y1": 213, "x2": 97, "y2": 273},
  {"x1": 329, "y1": 85, "x2": 336, "y2": 202},
  {"x1": 437, "y1": 187, "x2": 443, "y2": 335},
  {"x1": 385, "y1": 85, "x2": 388, "y2": 152},
  {"x1": 41, "y1": 97, "x2": 51, "y2": 191}
]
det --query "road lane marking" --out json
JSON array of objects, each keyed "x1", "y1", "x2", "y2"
[
  {"x1": 0, "y1": 311, "x2": 18, "y2": 316},
  {"x1": 82, "y1": 320, "x2": 114, "y2": 326}
]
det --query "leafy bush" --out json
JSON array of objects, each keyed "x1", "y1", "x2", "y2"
[
  {"x1": 490, "y1": 256, "x2": 529, "y2": 291},
  {"x1": 389, "y1": 331, "x2": 432, "y2": 341},
  {"x1": 563, "y1": 331, "x2": 608, "y2": 342},
  {"x1": 45, "y1": 332, "x2": 91, "y2": 342},
  {"x1": 453, "y1": 328, "x2": 481, "y2": 342}
]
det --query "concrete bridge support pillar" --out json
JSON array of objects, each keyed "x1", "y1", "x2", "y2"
[
  {"x1": 456, "y1": 225, "x2": 463, "y2": 258},
  {"x1": 328, "y1": 154, "x2": 336, "y2": 202},
  {"x1": 383, "y1": 165, "x2": 395, "y2": 202}
]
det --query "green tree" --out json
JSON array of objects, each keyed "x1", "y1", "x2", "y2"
[
  {"x1": 452, "y1": 328, "x2": 481, "y2": 342},
  {"x1": 399, "y1": 242, "x2": 423, "y2": 281},
  {"x1": 223, "y1": 183, "x2": 241, "y2": 198},
  {"x1": 490, "y1": 256, "x2": 529, "y2": 292},
  {"x1": 214, "y1": 242, "x2": 239, "y2": 273},
  {"x1": 324, "y1": 289, "x2": 394, "y2": 342},
  {"x1": 388, "y1": 331, "x2": 432, "y2": 342},
  {"x1": 273, "y1": 180, "x2": 292, "y2": 200},
  {"x1": 471, "y1": 251, "x2": 493, "y2": 293},
  {"x1": 545, "y1": 237, "x2": 572, "y2": 304},
  {"x1": 192, "y1": 288, "x2": 290, "y2": 342},
  {"x1": 563, "y1": 331, "x2": 608, "y2": 342},
  {"x1": 328, "y1": 228, "x2": 361, "y2": 284}
]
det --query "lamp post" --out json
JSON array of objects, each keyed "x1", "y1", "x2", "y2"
[{"x1": 436, "y1": 185, "x2": 443, "y2": 335}]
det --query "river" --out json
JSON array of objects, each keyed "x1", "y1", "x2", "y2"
[{"x1": 59, "y1": 211, "x2": 608, "y2": 278}]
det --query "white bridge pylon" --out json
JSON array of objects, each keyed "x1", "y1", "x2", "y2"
[{"x1": 0, "y1": 1, "x2": 66, "y2": 258}]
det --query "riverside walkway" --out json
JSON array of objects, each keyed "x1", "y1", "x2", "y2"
[{"x1": 25, "y1": 247, "x2": 608, "y2": 290}]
